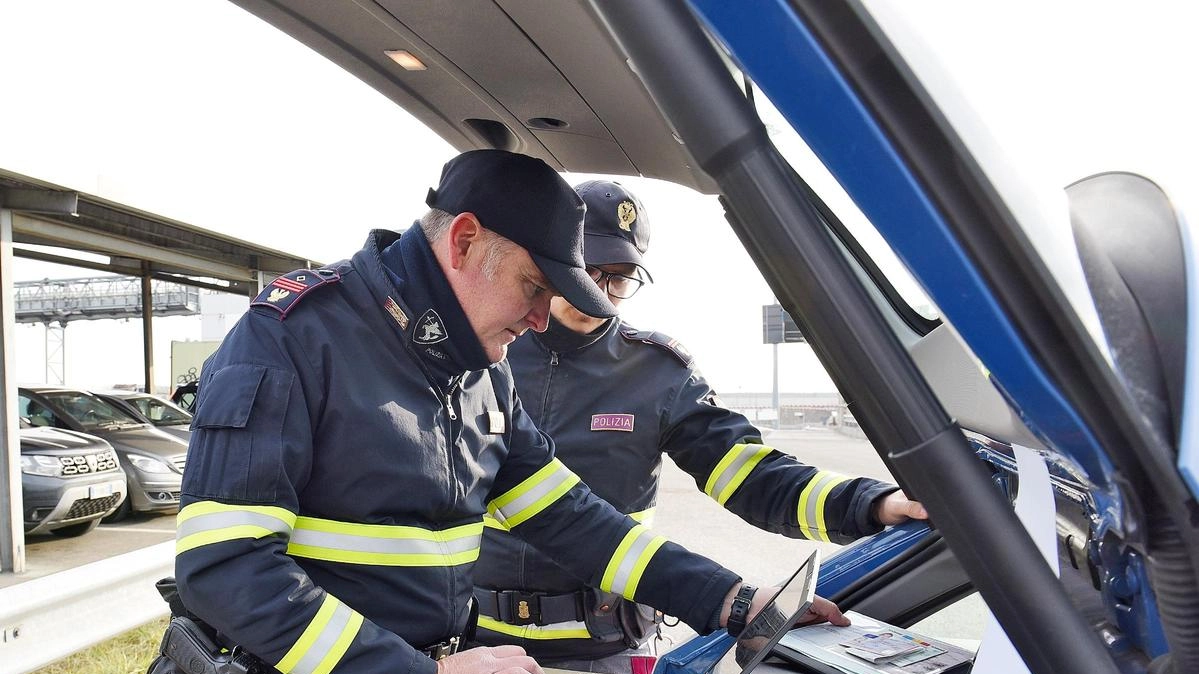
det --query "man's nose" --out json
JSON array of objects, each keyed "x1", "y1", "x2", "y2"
[{"x1": 527, "y1": 295, "x2": 551, "y2": 332}]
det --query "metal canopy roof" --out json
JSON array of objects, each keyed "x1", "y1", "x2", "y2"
[{"x1": 0, "y1": 168, "x2": 318, "y2": 296}]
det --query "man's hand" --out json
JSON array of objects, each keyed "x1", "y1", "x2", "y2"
[
  {"x1": 436, "y1": 645, "x2": 544, "y2": 674},
  {"x1": 731, "y1": 594, "x2": 849, "y2": 666},
  {"x1": 874, "y1": 491, "x2": 928, "y2": 525},
  {"x1": 720, "y1": 584, "x2": 850, "y2": 630},
  {"x1": 797, "y1": 595, "x2": 850, "y2": 627}
]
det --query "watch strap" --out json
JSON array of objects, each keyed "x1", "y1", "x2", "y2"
[{"x1": 727, "y1": 583, "x2": 758, "y2": 637}]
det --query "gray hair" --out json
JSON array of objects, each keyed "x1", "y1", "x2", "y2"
[
  {"x1": 419, "y1": 208, "x2": 456, "y2": 242},
  {"x1": 420, "y1": 208, "x2": 522, "y2": 281}
]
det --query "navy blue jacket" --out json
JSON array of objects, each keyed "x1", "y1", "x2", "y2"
[
  {"x1": 175, "y1": 230, "x2": 738, "y2": 674},
  {"x1": 472, "y1": 317, "x2": 895, "y2": 658}
]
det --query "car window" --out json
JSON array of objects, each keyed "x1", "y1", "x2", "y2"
[
  {"x1": 134, "y1": 396, "x2": 192, "y2": 424},
  {"x1": 19, "y1": 394, "x2": 57, "y2": 428},
  {"x1": 40, "y1": 391, "x2": 143, "y2": 431}
]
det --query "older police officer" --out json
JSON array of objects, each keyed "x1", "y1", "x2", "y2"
[
  {"x1": 471, "y1": 180, "x2": 926, "y2": 673},
  {"x1": 171, "y1": 153, "x2": 835, "y2": 674}
]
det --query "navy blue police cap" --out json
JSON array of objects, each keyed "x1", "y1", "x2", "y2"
[
  {"x1": 575, "y1": 180, "x2": 653, "y2": 282},
  {"x1": 426, "y1": 150, "x2": 617, "y2": 319}
]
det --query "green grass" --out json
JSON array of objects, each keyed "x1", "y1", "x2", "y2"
[{"x1": 32, "y1": 617, "x2": 169, "y2": 674}]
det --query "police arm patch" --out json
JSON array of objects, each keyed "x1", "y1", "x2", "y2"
[{"x1": 252, "y1": 268, "x2": 341, "y2": 319}]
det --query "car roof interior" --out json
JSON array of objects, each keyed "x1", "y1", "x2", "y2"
[{"x1": 231, "y1": 0, "x2": 717, "y2": 193}]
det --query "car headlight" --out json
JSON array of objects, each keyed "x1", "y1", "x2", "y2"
[
  {"x1": 127, "y1": 454, "x2": 175, "y2": 474},
  {"x1": 21, "y1": 454, "x2": 64, "y2": 477}
]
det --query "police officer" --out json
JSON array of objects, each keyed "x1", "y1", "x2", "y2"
[
  {"x1": 171, "y1": 153, "x2": 841, "y2": 674},
  {"x1": 471, "y1": 180, "x2": 926, "y2": 672}
]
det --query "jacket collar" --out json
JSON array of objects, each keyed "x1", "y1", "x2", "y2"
[{"x1": 355, "y1": 227, "x2": 491, "y2": 387}]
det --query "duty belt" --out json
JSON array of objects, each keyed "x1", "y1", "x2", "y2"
[
  {"x1": 474, "y1": 588, "x2": 585, "y2": 626},
  {"x1": 420, "y1": 636, "x2": 461, "y2": 660}
]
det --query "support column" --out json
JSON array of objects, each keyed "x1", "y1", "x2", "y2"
[
  {"x1": 141, "y1": 268, "x2": 155, "y2": 394},
  {"x1": 44, "y1": 321, "x2": 65, "y2": 385},
  {"x1": 0, "y1": 208, "x2": 26, "y2": 574},
  {"x1": 771, "y1": 342, "x2": 779, "y2": 429}
]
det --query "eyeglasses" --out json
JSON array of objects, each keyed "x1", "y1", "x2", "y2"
[{"x1": 586, "y1": 266, "x2": 645, "y2": 299}]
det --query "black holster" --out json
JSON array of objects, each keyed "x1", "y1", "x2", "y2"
[{"x1": 145, "y1": 577, "x2": 271, "y2": 674}]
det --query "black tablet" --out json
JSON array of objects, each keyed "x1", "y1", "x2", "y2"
[{"x1": 734, "y1": 549, "x2": 821, "y2": 674}]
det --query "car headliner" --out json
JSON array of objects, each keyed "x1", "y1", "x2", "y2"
[{"x1": 229, "y1": 0, "x2": 717, "y2": 193}]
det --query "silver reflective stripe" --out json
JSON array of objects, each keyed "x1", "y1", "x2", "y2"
[
  {"x1": 706, "y1": 444, "x2": 771, "y2": 504},
  {"x1": 800, "y1": 471, "x2": 849, "y2": 541},
  {"x1": 176, "y1": 509, "x2": 293, "y2": 540},
  {"x1": 608, "y1": 527, "x2": 656, "y2": 596},
  {"x1": 493, "y1": 466, "x2": 576, "y2": 524},
  {"x1": 289, "y1": 528, "x2": 481, "y2": 556},
  {"x1": 290, "y1": 601, "x2": 354, "y2": 674}
]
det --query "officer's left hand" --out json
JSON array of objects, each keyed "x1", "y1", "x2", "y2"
[
  {"x1": 874, "y1": 491, "x2": 929, "y2": 525},
  {"x1": 797, "y1": 595, "x2": 851, "y2": 627}
]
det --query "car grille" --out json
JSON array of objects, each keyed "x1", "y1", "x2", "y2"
[
  {"x1": 170, "y1": 454, "x2": 187, "y2": 473},
  {"x1": 59, "y1": 450, "x2": 120, "y2": 475},
  {"x1": 65, "y1": 493, "x2": 121, "y2": 519}
]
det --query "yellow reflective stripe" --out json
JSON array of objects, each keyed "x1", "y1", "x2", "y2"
[
  {"x1": 275, "y1": 594, "x2": 363, "y2": 674},
  {"x1": 287, "y1": 518, "x2": 483, "y2": 567},
  {"x1": 476, "y1": 616, "x2": 591, "y2": 640},
  {"x1": 628, "y1": 507, "x2": 656, "y2": 527},
  {"x1": 623, "y1": 535, "x2": 666, "y2": 598},
  {"x1": 796, "y1": 471, "x2": 850, "y2": 542},
  {"x1": 176, "y1": 501, "x2": 296, "y2": 555},
  {"x1": 488, "y1": 508, "x2": 651, "y2": 531},
  {"x1": 487, "y1": 459, "x2": 581, "y2": 529},
  {"x1": 178, "y1": 500, "x2": 297, "y2": 526},
  {"x1": 600, "y1": 525, "x2": 667, "y2": 598},
  {"x1": 703, "y1": 444, "x2": 773, "y2": 505}
]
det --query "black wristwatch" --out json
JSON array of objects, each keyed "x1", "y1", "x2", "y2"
[{"x1": 726, "y1": 583, "x2": 758, "y2": 637}]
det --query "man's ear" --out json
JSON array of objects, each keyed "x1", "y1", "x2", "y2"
[{"x1": 445, "y1": 213, "x2": 483, "y2": 271}]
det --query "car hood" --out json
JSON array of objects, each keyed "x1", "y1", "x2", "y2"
[
  {"x1": 155, "y1": 426, "x2": 192, "y2": 443},
  {"x1": 19, "y1": 427, "x2": 112, "y2": 455},
  {"x1": 97, "y1": 427, "x2": 189, "y2": 458}
]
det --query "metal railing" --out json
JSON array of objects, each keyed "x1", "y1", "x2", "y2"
[{"x1": 0, "y1": 541, "x2": 172, "y2": 673}]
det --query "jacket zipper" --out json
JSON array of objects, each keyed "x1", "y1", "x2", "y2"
[{"x1": 541, "y1": 351, "x2": 559, "y2": 414}]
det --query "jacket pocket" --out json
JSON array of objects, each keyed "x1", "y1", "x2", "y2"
[
  {"x1": 186, "y1": 364, "x2": 288, "y2": 503},
  {"x1": 191, "y1": 364, "x2": 266, "y2": 429}
]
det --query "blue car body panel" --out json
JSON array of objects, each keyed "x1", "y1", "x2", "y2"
[{"x1": 685, "y1": 0, "x2": 1123, "y2": 524}]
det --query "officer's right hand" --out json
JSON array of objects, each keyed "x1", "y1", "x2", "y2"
[{"x1": 436, "y1": 645, "x2": 544, "y2": 674}]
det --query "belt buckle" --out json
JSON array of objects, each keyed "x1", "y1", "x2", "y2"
[
  {"x1": 507, "y1": 590, "x2": 542, "y2": 626},
  {"x1": 427, "y1": 636, "x2": 460, "y2": 661}
]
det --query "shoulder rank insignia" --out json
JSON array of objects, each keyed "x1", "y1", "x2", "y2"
[
  {"x1": 252, "y1": 268, "x2": 341, "y2": 319},
  {"x1": 620, "y1": 328, "x2": 694, "y2": 367}
]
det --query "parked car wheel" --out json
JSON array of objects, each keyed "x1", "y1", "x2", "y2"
[
  {"x1": 102, "y1": 494, "x2": 132, "y2": 523},
  {"x1": 48, "y1": 519, "x2": 101, "y2": 538}
]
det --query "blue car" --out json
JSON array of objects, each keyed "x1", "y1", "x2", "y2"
[{"x1": 222, "y1": 3, "x2": 1196, "y2": 673}]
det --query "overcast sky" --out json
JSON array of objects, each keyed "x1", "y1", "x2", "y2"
[{"x1": 2, "y1": 1, "x2": 1196, "y2": 396}]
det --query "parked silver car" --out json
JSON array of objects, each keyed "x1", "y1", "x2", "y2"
[
  {"x1": 20, "y1": 386, "x2": 188, "y2": 521},
  {"x1": 95, "y1": 391, "x2": 193, "y2": 442},
  {"x1": 19, "y1": 417, "x2": 127, "y2": 537}
]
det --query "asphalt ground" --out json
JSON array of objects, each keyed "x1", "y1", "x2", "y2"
[{"x1": 2, "y1": 427, "x2": 984, "y2": 644}]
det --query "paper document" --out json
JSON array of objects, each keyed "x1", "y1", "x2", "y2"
[{"x1": 775, "y1": 610, "x2": 973, "y2": 674}]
